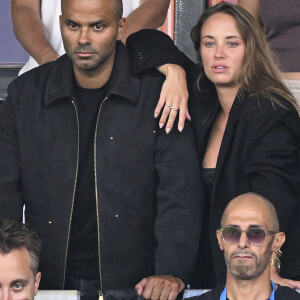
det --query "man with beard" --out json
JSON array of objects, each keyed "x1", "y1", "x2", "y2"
[
  {"x1": 12, "y1": 0, "x2": 171, "y2": 75},
  {"x1": 0, "y1": 0, "x2": 201, "y2": 299},
  {"x1": 192, "y1": 193, "x2": 300, "y2": 300}
]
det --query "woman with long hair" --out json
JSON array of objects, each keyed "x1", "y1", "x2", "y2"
[{"x1": 127, "y1": 2, "x2": 300, "y2": 289}]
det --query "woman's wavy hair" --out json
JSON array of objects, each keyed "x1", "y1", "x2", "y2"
[{"x1": 191, "y1": 2, "x2": 299, "y2": 112}]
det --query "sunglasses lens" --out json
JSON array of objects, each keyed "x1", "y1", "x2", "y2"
[
  {"x1": 222, "y1": 226, "x2": 240, "y2": 243},
  {"x1": 247, "y1": 228, "x2": 266, "y2": 245}
]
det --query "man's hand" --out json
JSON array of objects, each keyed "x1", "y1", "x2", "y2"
[
  {"x1": 135, "y1": 275, "x2": 185, "y2": 300},
  {"x1": 270, "y1": 266, "x2": 300, "y2": 289}
]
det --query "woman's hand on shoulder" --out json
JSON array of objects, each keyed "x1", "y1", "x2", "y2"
[
  {"x1": 271, "y1": 266, "x2": 300, "y2": 289},
  {"x1": 156, "y1": 64, "x2": 191, "y2": 134}
]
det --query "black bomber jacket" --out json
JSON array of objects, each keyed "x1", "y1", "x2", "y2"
[{"x1": 0, "y1": 42, "x2": 202, "y2": 289}]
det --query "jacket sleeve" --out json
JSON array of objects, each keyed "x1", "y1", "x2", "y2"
[
  {"x1": 154, "y1": 118, "x2": 202, "y2": 284},
  {"x1": 126, "y1": 29, "x2": 199, "y2": 78},
  {"x1": 0, "y1": 83, "x2": 24, "y2": 221},
  {"x1": 126, "y1": 29, "x2": 185, "y2": 74},
  {"x1": 245, "y1": 104, "x2": 300, "y2": 231}
]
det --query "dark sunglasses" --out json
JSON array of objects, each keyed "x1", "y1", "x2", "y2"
[{"x1": 219, "y1": 226, "x2": 276, "y2": 245}]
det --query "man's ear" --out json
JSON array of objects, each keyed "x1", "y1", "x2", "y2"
[
  {"x1": 216, "y1": 229, "x2": 224, "y2": 251},
  {"x1": 272, "y1": 232, "x2": 285, "y2": 253},
  {"x1": 34, "y1": 272, "x2": 41, "y2": 295},
  {"x1": 117, "y1": 17, "x2": 126, "y2": 40},
  {"x1": 59, "y1": 15, "x2": 63, "y2": 28}
]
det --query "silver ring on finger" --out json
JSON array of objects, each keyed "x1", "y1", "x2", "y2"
[{"x1": 170, "y1": 106, "x2": 178, "y2": 112}]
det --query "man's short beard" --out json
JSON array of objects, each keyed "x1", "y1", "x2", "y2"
[
  {"x1": 229, "y1": 263, "x2": 264, "y2": 280},
  {"x1": 225, "y1": 242, "x2": 273, "y2": 280}
]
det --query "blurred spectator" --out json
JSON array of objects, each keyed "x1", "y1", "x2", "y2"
[
  {"x1": 238, "y1": 0, "x2": 300, "y2": 104},
  {"x1": 0, "y1": 219, "x2": 42, "y2": 300}
]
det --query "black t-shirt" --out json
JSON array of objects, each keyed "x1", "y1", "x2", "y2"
[
  {"x1": 66, "y1": 82, "x2": 108, "y2": 279},
  {"x1": 190, "y1": 285, "x2": 300, "y2": 300}
]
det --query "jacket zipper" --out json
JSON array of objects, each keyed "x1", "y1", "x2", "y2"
[
  {"x1": 62, "y1": 100, "x2": 80, "y2": 288},
  {"x1": 94, "y1": 96, "x2": 109, "y2": 293}
]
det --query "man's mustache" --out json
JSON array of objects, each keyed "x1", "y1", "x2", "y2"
[
  {"x1": 74, "y1": 45, "x2": 97, "y2": 53},
  {"x1": 230, "y1": 250, "x2": 258, "y2": 260}
]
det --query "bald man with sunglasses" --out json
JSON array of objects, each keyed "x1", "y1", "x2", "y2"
[{"x1": 191, "y1": 193, "x2": 300, "y2": 300}]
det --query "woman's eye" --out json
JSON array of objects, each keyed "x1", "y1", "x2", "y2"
[
  {"x1": 204, "y1": 41, "x2": 215, "y2": 47},
  {"x1": 228, "y1": 41, "x2": 238, "y2": 47}
]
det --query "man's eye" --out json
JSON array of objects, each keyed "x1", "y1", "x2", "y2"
[
  {"x1": 13, "y1": 283, "x2": 24, "y2": 292},
  {"x1": 94, "y1": 24, "x2": 104, "y2": 31},
  {"x1": 68, "y1": 22, "x2": 78, "y2": 29}
]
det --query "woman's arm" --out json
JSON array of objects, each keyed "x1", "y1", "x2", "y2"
[{"x1": 127, "y1": 29, "x2": 197, "y2": 132}]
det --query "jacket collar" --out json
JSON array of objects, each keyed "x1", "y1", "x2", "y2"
[
  {"x1": 209, "y1": 88, "x2": 250, "y2": 205},
  {"x1": 106, "y1": 42, "x2": 140, "y2": 103},
  {"x1": 200, "y1": 87, "x2": 252, "y2": 138},
  {"x1": 44, "y1": 41, "x2": 140, "y2": 106}
]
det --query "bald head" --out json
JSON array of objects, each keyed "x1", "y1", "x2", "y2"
[
  {"x1": 221, "y1": 193, "x2": 279, "y2": 232},
  {"x1": 61, "y1": 0, "x2": 123, "y2": 20}
]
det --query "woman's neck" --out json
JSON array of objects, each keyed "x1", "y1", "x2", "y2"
[{"x1": 215, "y1": 85, "x2": 240, "y2": 116}]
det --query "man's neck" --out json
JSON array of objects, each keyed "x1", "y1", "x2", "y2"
[
  {"x1": 225, "y1": 270, "x2": 274, "y2": 300},
  {"x1": 73, "y1": 52, "x2": 115, "y2": 89}
]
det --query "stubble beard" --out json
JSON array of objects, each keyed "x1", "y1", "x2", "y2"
[{"x1": 225, "y1": 242, "x2": 273, "y2": 280}]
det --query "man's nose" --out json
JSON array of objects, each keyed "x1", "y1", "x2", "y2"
[
  {"x1": 79, "y1": 28, "x2": 91, "y2": 45},
  {"x1": 238, "y1": 231, "x2": 250, "y2": 249},
  {"x1": 0, "y1": 289, "x2": 10, "y2": 300}
]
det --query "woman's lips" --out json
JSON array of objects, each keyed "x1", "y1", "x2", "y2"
[{"x1": 212, "y1": 64, "x2": 229, "y2": 73}]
